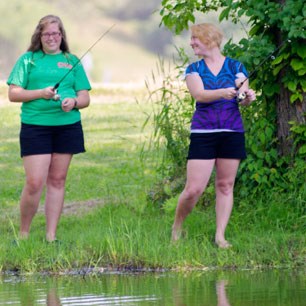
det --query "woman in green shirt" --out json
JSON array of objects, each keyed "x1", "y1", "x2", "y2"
[{"x1": 7, "y1": 15, "x2": 91, "y2": 242}]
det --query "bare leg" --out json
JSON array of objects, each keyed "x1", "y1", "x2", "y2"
[
  {"x1": 216, "y1": 280, "x2": 230, "y2": 306},
  {"x1": 20, "y1": 155, "x2": 51, "y2": 238},
  {"x1": 171, "y1": 159, "x2": 215, "y2": 241},
  {"x1": 214, "y1": 158, "x2": 240, "y2": 248},
  {"x1": 45, "y1": 153, "x2": 72, "y2": 242}
]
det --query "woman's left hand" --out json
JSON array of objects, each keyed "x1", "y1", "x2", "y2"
[
  {"x1": 240, "y1": 89, "x2": 256, "y2": 106},
  {"x1": 61, "y1": 98, "x2": 76, "y2": 112}
]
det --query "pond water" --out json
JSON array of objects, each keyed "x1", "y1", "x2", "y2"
[{"x1": 0, "y1": 269, "x2": 304, "y2": 305}]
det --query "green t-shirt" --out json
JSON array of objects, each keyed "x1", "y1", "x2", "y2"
[{"x1": 7, "y1": 50, "x2": 91, "y2": 126}]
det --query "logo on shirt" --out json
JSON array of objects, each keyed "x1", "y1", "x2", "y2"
[{"x1": 57, "y1": 62, "x2": 73, "y2": 69}]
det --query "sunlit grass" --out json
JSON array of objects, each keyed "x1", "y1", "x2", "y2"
[{"x1": 0, "y1": 84, "x2": 304, "y2": 274}]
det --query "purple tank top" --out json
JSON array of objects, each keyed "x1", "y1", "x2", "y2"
[{"x1": 185, "y1": 57, "x2": 248, "y2": 133}]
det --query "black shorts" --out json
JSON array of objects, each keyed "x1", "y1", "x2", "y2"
[
  {"x1": 187, "y1": 132, "x2": 246, "y2": 160},
  {"x1": 20, "y1": 121, "x2": 85, "y2": 157}
]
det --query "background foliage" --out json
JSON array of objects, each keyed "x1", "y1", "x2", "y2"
[
  {"x1": 0, "y1": 0, "x2": 253, "y2": 84},
  {"x1": 142, "y1": 0, "x2": 306, "y2": 205},
  {"x1": 0, "y1": 0, "x2": 172, "y2": 83}
]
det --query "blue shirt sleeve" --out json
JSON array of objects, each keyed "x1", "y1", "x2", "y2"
[{"x1": 185, "y1": 61, "x2": 202, "y2": 78}]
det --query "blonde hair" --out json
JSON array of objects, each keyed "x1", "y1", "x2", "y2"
[
  {"x1": 190, "y1": 23, "x2": 223, "y2": 49},
  {"x1": 27, "y1": 15, "x2": 70, "y2": 52}
]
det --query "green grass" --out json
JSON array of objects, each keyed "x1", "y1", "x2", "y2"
[{"x1": 0, "y1": 85, "x2": 305, "y2": 274}]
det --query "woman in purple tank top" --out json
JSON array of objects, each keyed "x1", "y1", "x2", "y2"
[{"x1": 171, "y1": 23, "x2": 256, "y2": 248}]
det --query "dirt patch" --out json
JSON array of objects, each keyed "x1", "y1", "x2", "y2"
[{"x1": 37, "y1": 199, "x2": 105, "y2": 216}]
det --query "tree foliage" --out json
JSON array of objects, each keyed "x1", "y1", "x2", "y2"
[
  {"x1": 141, "y1": 0, "x2": 306, "y2": 201},
  {"x1": 160, "y1": 0, "x2": 306, "y2": 154}
]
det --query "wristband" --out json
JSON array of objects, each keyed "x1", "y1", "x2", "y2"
[{"x1": 74, "y1": 99, "x2": 78, "y2": 109}]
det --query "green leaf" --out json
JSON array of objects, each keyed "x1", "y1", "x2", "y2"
[
  {"x1": 298, "y1": 69, "x2": 306, "y2": 76},
  {"x1": 265, "y1": 154, "x2": 271, "y2": 164},
  {"x1": 298, "y1": 144, "x2": 306, "y2": 155},
  {"x1": 253, "y1": 173, "x2": 260, "y2": 183},
  {"x1": 272, "y1": 54, "x2": 284, "y2": 65},
  {"x1": 173, "y1": 3, "x2": 185, "y2": 12},
  {"x1": 256, "y1": 151, "x2": 264, "y2": 158},
  {"x1": 290, "y1": 59, "x2": 304, "y2": 71},
  {"x1": 288, "y1": 81, "x2": 297, "y2": 91},
  {"x1": 297, "y1": 45, "x2": 306, "y2": 59},
  {"x1": 270, "y1": 149, "x2": 277, "y2": 159},
  {"x1": 300, "y1": 80, "x2": 306, "y2": 90},
  {"x1": 259, "y1": 132, "x2": 266, "y2": 144},
  {"x1": 290, "y1": 92, "x2": 303, "y2": 103},
  {"x1": 219, "y1": 7, "x2": 231, "y2": 21},
  {"x1": 270, "y1": 168, "x2": 277, "y2": 174},
  {"x1": 249, "y1": 24, "x2": 262, "y2": 36},
  {"x1": 273, "y1": 65, "x2": 284, "y2": 76},
  {"x1": 251, "y1": 143, "x2": 257, "y2": 154},
  {"x1": 265, "y1": 127, "x2": 273, "y2": 139}
]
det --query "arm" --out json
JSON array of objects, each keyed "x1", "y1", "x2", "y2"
[
  {"x1": 8, "y1": 84, "x2": 56, "y2": 103},
  {"x1": 75, "y1": 90, "x2": 90, "y2": 109},
  {"x1": 186, "y1": 74, "x2": 237, "y2": 103}
]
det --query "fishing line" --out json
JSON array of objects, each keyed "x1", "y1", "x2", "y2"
[
  {"x1": 236, "y1": 39, "x2": 291, "y2": 102},
  {"x1": 53, "y1": 23, "x2": 116, "y2": 100}
]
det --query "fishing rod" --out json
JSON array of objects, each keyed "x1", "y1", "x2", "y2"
[
  {"x1": 236, "y1": 39, "x2": 291, "y2": 102},
  {"x1": 53, "y1": 23, "x2": 116, "y2": 100}
]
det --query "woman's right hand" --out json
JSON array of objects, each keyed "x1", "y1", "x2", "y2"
[
  {"x1": 220, "y1": 87, "x2": 237, "y2": 100},
  {"x1": 41, "y1": 86, "x2": 57, "y2": 100}
]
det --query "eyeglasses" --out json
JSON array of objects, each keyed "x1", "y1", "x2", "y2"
[{"x1": 41, "y1": 32, "x2": 61, "y2": 39}]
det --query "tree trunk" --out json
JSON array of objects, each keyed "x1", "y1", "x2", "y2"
[
  {"x1": 275, "y1": 0, "x2": 306, "y2": 157},
  {"x1": 276, "y1": 87, "x2": 306, "y2": 156}
]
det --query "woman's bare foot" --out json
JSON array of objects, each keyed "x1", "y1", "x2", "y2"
[
  {"x1": 171, "y1": 227, "x2": 182, "y2": 242},
  {"x1": 46, "y1": 233, "x2": 56, "y2": 242},
  {"x1": 19, "y1": 232, "x2": 29, "y2": 240},
  {"x1": 215, "y1": 239, "x2": 232, "y2": 249}
]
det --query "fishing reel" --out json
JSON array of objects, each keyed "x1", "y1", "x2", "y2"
[
  {"x1": 236, "y1": 92, "x2": 246, "y2": 103},
  {"x1": 53, "y1": 89, "x2": 61, "y2": 101},
  {"x1": 234, "y1": 39, "x2": 291, "y2": 104}
]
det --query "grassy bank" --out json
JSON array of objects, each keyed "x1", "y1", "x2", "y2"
[{"x1": 0, "y1": 84, "x2": 304, "y2": 274}]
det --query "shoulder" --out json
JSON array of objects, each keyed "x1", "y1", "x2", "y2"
[
  {"x1": 16, "y1": 51, "x2": 33, "y2": 61},
  {"x1": 226, "y1": 57, "x2": 242, "y2": 66},
  {"x1": 186, "y1": 59, "x2": 204, "y2": 74},
  {"x1": 11, "y1": 52, "x2": 35, "y2": 69},
  {"x1": 64, "y1": 52, "x2": 79, "y2": 64},
  {"x1": 22, "y1": 50, "x2": 47, "y2": 63},
  {"x1": 226, "y1": 57, "x2": 238, "y2": 62},
  {"x1": 23, "y1": 51, "x2": 33, "y2": 57},
  {"x1": 225, "y1": 57, "x2": 247, "y2": 72}
]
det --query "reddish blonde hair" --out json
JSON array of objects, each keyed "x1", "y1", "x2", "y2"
[{"x1": 190, "y1": 23, "x2": 223, "y2": 49}]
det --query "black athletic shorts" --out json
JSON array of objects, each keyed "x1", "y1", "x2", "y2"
[
  {"x1": 20, "y1": 121, "x2": 85, "y2": 157},
  {"x1": 187, "y1": 132, "x2": 246, "y2": 160}
]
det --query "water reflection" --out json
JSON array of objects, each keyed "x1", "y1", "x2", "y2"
[
  {"x1": 46, "y1": 288, "x2": 61, "y2": 306},
  {"x1": 216, "y1": 280, "x2": 230, "y2": 306},
  {"x1": 0, "y1": 270, "x2": 305, "y2": 305}
]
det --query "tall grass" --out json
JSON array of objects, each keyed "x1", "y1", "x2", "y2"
[
  {"x1": 0, "y1": 84, "x2": 305, "y2": 274},
  {"x1": 139, "y1": 54, "x2": 196, "y2": 205}
]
